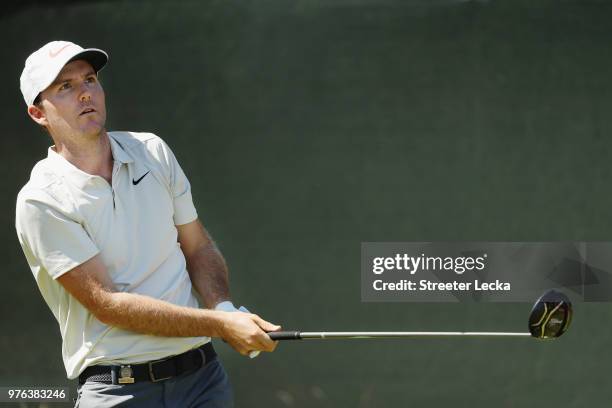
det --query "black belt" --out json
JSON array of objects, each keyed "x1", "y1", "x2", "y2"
[{"x1": 79, "y1": 342, "x2": 216, "y2": 385}]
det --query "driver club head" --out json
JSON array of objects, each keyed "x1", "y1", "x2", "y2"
[{"x1": 528, "y1": 289, "x2": 573, "y2": 339}]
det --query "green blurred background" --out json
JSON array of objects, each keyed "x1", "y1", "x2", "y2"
[{"x1": 2, "y1": 0, "x2": 611, "y2": 406}]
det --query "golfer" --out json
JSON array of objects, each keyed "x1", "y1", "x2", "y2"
[{"x1": 15, "y1": 40, "x2": 280, "y2": 407}]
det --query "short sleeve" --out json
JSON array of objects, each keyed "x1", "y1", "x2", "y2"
[
  {"x1": 158, "y1": 140, "x2": 198, "y2": 226},
  {"x1": 15, "y1": 197, "x2": 100, "y2": 279}
]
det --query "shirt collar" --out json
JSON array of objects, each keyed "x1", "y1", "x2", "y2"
[
  {"x1": 108, "y1": 133, "x2": 134, "y2": 164},
  {"x1": 47, "y1": 132, "x2": 134, "y2": 165},
  {"x1": 46, "y1": 132, "x2": 134, "y2": 183}
]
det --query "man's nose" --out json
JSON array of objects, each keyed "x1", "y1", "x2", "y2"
[
  {"x1": 79, "y1": 83, "x2": 92, "y2": 102},
  {"x1": 80, "y1": 92, "x2": 91, "y2": 102}
]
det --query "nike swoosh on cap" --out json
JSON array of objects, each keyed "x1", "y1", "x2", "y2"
[{"x1": 49, "y1": 44, "x2": 72, "y2": 58}]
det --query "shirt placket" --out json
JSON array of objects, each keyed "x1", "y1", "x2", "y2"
[{"x1": 111, "y1": 161, "x2": 123, "y2": 210}]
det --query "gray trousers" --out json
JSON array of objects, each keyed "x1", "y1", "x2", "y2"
[{"x1": 74, "y1": 358, "x2": 233, "y2": 408}]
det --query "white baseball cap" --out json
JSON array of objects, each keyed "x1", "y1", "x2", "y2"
[{"x1": 20, "y1": 40, "x2": 108, "y2": 106}]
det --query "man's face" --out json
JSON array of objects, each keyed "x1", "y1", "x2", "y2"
[{"x1": 32, "y1": 59, "x2": 107, "y2": 139}]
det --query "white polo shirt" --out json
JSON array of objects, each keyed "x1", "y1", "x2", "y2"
[{"x1": 15, "y1": 131, "x2": 209, "y2": 379}]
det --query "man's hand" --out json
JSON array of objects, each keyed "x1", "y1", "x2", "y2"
[
  {"x1": 217, "y1": 311, "x2": 280, "y2": 356},
  {"x1": 239, "y1": 306, "x2": 261, "y2": 358},
  {"x1": 215, "y1": 302, "x2": 262, "y2": 358}
]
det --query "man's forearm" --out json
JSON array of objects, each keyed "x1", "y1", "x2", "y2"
[
  {"x1": 185, "y1": 242, "x2": 231, "y2": 309},
  {"x1": 99, "y1": 290, "x2": 280, "y2": 356},
  {"x1": 96, "y1": 291, "x2": 226, "y2": 337}
]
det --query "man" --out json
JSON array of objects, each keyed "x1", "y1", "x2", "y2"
[{"x1": 15, "y1": 40, "x2": 280, "y2": 407}]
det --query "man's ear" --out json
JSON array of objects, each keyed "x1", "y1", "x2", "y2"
[{"x1": 27, "y1": 104, "x2": 48, "y2": 127}]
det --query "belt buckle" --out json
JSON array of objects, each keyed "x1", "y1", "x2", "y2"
[
  {"x1": 149, "y1": 358, "x2": 172, "y2": 382},
  {"x1": 118, "y1": 365, "x2": 135, "y2": 384}
]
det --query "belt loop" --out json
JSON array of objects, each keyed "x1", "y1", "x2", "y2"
[
  {"x1": 148, "y1": 360, "x2": 172, "y2": 383},
  {"x1": 111, "y1": 367, "x2": 118, "y2": 385},
  {"x1": 198, "y1": 347, "x2": 206, "y2": 367},
  {"x1": 198, "y1": 347, "x2": 208, "y2": 368}
]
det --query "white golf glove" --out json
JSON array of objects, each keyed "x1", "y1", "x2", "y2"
[{"x1": 214, "y1": 301, "x2": 260, "y2": 359}]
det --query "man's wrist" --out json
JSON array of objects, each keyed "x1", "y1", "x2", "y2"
[{"x1": 205, "y1": 308, "x2": 232, "y2": 338}]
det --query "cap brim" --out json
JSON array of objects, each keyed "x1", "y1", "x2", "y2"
[{"x1": 67, "y1": 48, "x2": 108, "y2": 73}]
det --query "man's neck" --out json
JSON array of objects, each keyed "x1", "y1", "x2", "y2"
[{"x1": 53, "y1": 130, "x2": 114, "y2": 183}]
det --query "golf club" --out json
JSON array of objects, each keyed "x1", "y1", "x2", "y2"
[{"x1": 268, "y1": 289, "x2": 572, "y2": 341}]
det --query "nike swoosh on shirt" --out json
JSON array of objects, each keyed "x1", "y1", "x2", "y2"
[{"x1": 132, "y1": 171, "x2": 150, "y2": 185}]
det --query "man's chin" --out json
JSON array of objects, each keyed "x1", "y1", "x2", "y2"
[
  {"x1": 78, "y1": 114, "x2": 105, "y2": 132},
  {"x1": 79, "y1": 125, "x2": 106, "y2": 139}
]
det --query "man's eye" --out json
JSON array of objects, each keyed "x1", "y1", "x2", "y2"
[
  {"x1": 59, "y1": 83, "x2": 71, "y2": 90},
  {"x1": 86, "y1": 76, "x2": 97, "y2": 83}
]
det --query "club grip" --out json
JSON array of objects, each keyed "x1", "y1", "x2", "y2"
[{"x1": 268, "y1": 331, "x2": 302, "y2": 340}]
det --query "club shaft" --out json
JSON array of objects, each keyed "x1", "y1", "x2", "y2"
[{"x1": 269, "y1": 331, "x2": 532, "y2": 340}]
